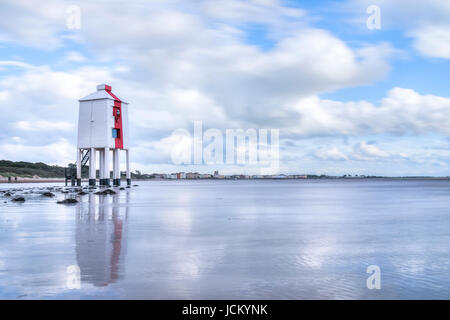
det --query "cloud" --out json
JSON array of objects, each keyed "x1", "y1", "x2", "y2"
[
  {"x1": 0, "y1": 139, "x2": 74, "y2": 165},
  {"x1": 0, "y1": 0, "x2": 449, "y2": 175},
  {"x1": 410, "y1": 24, "x2": 450, "y2": 58},
  {"x1": 312, "y1": 141, "x2": 407, "y2": 163},
  {"x1": 345, "y1": 0, "x2": 450, "y2": 59},
  {"x1": 0, "y1": 61, "x2": 33, "y2": 70},
  {"x1": 0, "y1": 1, "x2": 395, "y2": 138},
  {"x1": 0, "y1": 62, "x2": 113, "y2": 151},
  {"x1": 0, "y1": 0, "x2": 67, "y2": 49},
  {"x1": 314, "y1": 147, "x2": 348, "y2": 161},
  {"x1": 0, "y1": 57, "x2": 449, "y2": 171},
  {"x1": 289, "y1": 88, "x2": 450, "y2": 137},
  {"x1": 353, "y1": 141, "x2": 390, "y2": 159},
  {"x1": 54, "y1": 0, "x2": 394, "y2": 134},
  {"x1": 0, "y1": 1, "x2": 395, "y2": 100},
  {"x1": 62, "y1": 51, "x2": 87, "y2": 63},
  {"x1": 14, "y1": 120, "x2": 73, "y2": 132}
]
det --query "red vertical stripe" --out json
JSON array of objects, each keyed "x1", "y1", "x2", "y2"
[{"x1": 105, "y1": 87, "x2": 124, "y2": 149}]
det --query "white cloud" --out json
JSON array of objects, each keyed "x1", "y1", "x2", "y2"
[
  {"x1": 0, "y1": 0, "x2": 67, "y2": 49},
  {"x1": 314, "y1": 147, "x2": 348, "y2": 161},
  {"x1": 410, "y1": 25, "x2": 450, "y2": 58},
  {"x1": 0, "y1": 60, "x2": 32, "y2": 69},
  {"x1": 0, "y1": 139, "x2": 74, "y2": 165},
  {"x1": 1, "y1": 57, "x2": 449, "y2": 172},
  {"x1": 14, "y1": 120, "x2": 73, "y2": 132},
  {"x1": 290, "y1": 88, "x2": 450, "y2": 137},
  {"x1": 345, "y1": 0, "x2": 450, "y2": 59},
  {"x1": 0, "y1": 91, "x2": 10, "y2": 101},
  {"x1": 0, "y1": 1, "x2": 395, "y2": 98},
  {"x1": 0, "y1": 63, "x2": 113, "y2": 153},
  {"x1": 353, "y1": 141, "x2": 390, "y2": 159},
  {"x1": 312, "y1": 141, "x2": 407, "y2": 163},
  {"x1": 0, "y1": 0, "x2": 449, "y2": 175},
  {"x1": 202, "y1": 0, "x2": 305, "y2": 25},
  {"x1": 62, "y1": 51, "x2": 87, "y2": 63}
]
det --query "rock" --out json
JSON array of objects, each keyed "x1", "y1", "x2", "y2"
[
  {"x1": 12, "y1": 197, "x2": 25, "y2": 202},
  {"x1": 133, "y1": 185, "x2": 139, "y2": 187},
  {"x1": 57, "y1": 198, "x2": 78, "y2": 204},
  {"x1": 94, "y1": 189, "x2": 116, "y2": 195},
  {"x1": 78, "y1": 191, "x2": 88, "y2": 195},
  {"x1": 4, "y1": 192, "x2": 12, "y2": 197},
  {"x1": 119, "y1": 187, "x2": 125, "y2": 190},
  {"x1": 42, "y1": 192, "x2": 55, "y2": 197}
]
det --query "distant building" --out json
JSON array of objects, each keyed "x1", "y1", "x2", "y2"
[
  {"x1": 176, "y1": 172, "x2": 186, "y2": 179},
  {"x1": 152, "y1": 173, "x2": 167, "y2": 179},
  {"x1": 186, "y1": 172, "x2": 200, "y2": 179}
]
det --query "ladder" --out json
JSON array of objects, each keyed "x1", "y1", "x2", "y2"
[
  {"x1": 65, "y1": 149, "x2": 90, "y2": 186},
  {"x1": 81, "y1": 149, "x2": 90, "y2": 166}
]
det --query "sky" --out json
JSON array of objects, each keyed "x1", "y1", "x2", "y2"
[{"x1": 0, "y1": 0, "x2": 450, "y2": 176}]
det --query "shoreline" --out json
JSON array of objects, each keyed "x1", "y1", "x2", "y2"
[
  {"x1": 0, "y1": 179, "x2": 66, "y2": 184},
  {"x1": 2, "y1": 177, "x2": 450, "y2": 184}
]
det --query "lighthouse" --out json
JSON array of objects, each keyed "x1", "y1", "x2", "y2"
[{"x1": 76, "y1": 84, "x2": 130, "y2": 187}]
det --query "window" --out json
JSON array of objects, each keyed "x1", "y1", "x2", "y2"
[{"x1": 112, "y1": 128, "x2": 120, "y2": 139}]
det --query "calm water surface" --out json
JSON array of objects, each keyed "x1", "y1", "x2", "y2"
[{"x1": 1, "y1": 179, "x2": 450, "y2": 299}]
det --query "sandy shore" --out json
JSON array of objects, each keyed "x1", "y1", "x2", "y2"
[{"x1": 0, "y1": 178, "x2": 80, "y2": 184}]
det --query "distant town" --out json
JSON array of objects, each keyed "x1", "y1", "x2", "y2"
[
  {"x1": 136, "y1": 171, "x2": 310, "y2": 180},
  {"x1": 134, "y1": 171, "x2": 390, "y2": 180},
  {"x1": 0, "y1": 160, "x2": 446, "y2": 183}
]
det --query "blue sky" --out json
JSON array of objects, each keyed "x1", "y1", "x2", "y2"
[{"x1": 1, "y1": 0, "x2": 450, "y2": 176}]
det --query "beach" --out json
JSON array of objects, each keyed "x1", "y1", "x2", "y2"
[{"x1": 1, "y1": 179, "x2": 450, "y2": 299}]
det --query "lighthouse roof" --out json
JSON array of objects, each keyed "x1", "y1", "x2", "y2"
[{"x1": 79, "y1": 84, "x2": 128, "y2": 103}]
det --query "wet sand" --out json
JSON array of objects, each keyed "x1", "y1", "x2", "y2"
[{"x1": 1, "y1": 179, "x2": 450, "y2": 299}]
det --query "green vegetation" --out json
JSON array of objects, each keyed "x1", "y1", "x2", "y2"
[
  {"x1": 0, "y1": 160, "x2": 147, "y2": 179},
  {"x1": 0, "y1": 160, "x2": 68, "y2": 178}
]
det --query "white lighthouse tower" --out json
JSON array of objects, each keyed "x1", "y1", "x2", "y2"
[{"x1": 76, "y1": 84, "x2": 130, "y2": 187}]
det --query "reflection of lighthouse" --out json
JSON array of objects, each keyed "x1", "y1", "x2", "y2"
[
  {"x1": 75, "y1": 192, "x2": 129, "y2": 287},
  {"x1": 76, "y1": 84, "x2": 131, "y2": 187}
]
